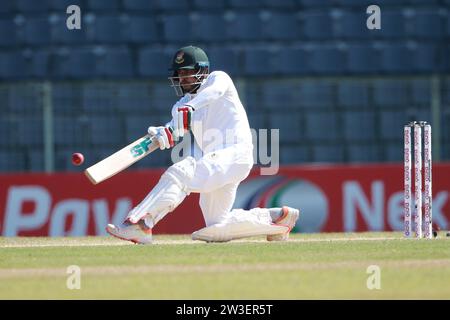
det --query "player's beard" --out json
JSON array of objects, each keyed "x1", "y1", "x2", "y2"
[{"x1": 181, "y1": 83, "x2": 196, "y2": 94}]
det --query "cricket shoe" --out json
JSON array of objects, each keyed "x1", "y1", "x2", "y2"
[
  {"x1": 267, "y1": 206, "x2": 300, "y2": 241},
  {"x1": 106, "y1": 219, "x2": 152, "y2": 244}
]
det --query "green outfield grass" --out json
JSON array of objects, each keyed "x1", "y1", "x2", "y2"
[{"x1": 0, "y1": 232, "x2": 449, "y2": 299}]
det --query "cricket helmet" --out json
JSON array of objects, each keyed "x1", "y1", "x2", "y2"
[{"x1": 168, "y1": 45, "x2": 210, "y2": 96}]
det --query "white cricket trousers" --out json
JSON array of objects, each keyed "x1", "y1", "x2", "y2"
[
  {"x1": 188, "y1": 144, "x2": 253, "y2": 226},
  {"x1": 187, "y1": 144, "x2": 288, "y2": 241}
]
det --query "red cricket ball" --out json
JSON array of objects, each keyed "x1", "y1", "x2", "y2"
[{"x1": 72, "y1": 152, "x2": 84, "y2": 166}]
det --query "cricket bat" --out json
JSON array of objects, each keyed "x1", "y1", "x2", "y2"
[{"x1": 84, "y1": 135, "x2": 160, "y2": 185}]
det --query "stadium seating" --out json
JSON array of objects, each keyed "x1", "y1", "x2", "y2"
[
  {"x1": 81, "y1": 83, "x2": 119, "y2": 114},
  {"x1": 443, "y1": 80, "x2": 450, "y2": 108},
  {"x1": 0, "y1": 51, "x2": 29, "y2": 79},
  {"x1": 89, "y1": 116, "x2": 123, "y2": 146},
  {"x1": 312, "y1": 145, "x2": 345, "y2": 162},
  {"x1": 0, "y1": 19, "x2": 18, "y2": 47},
  {"x1": 125, "y1": 16, "x2": 159, "y2": 44},
  {"x1": 260, "y1": 82, "x2": 300, "y2": 110},
  {"x1": 305, "y1": 112, "x2": 339, "y2": 142},
  {"x1": 228, "y1": 0, "x2": 262, "y2": 8},
  {"x1": 86, "y1": 0, "x2": 120, "y2": 11},
  {"x1": 379, "y1": 110, "x2": 407, "y2": 140},
  {"x1": 241, "y1": 84, "x2": 261, "y2": 112},
  {"x1": 309, "y1": 44, "x2": 345, "y2": 74},
  {"x1": 20, "y1": 17, "x2": 52, "y2": 46},
  {"x1": 162, "y1": 14, "x2": 193, "y2": 43},
  {"x1": 301, "y1": 12, "x2": 333, "y2": 40},
  {"x1": 123, "y1": 0, "x2": 157, "y2": 12},
  {"x1": 405, "y1": 108, "x2": 431, "y2": 124},
  {"x1": 410, "y1": 79, "x2": 431, "y2": 106},
  {"x1": 277, "y1": 46, "x2": 310, "y2": 75},
  {"x1": 262, "y1": 12, "x2": 300, "y2": 41},
  {"x1": 92, "y1": 15, "x2": 127, "y2": 44},
  {"x1": 192, "y1": 0, "x2": 226, "y2": 10},
  {"x1": 0, "y1": 152, "x2": 26, "y2": 172},
  {"x1": 52, "y1": 83, "x2": 83, "y2": 113},
  {"x1": 342, "y1": 111, "x2": 376, "y2": 142},
  {"x1": 16, "y1": 0, "x2": 49, "y2": 12},
  {"x1": 346, "y1": 44, "x2": 380, "y2": 74},
  {"x1": 247, "y1": 113, "x2": 266, "y2": 131},
  {"x1": 372, "y1": 80, "x2": 409, "y2": 108},
  {"x1": 0, "y1": 119, "x2": 18, "y2": 146},
  {"x1": 28, "y1": 50, "x2": 50, "y2": 78},
  {"x1": 385, "y1": 142, "x2": 403, "y2": 162},
  {"x1": 379, "y1": 43, "x2": 413, "y2": 73},
  {"x1": 7, "y1": 85, "x2": 42, "y2": 112},
  {"x1": 298, "y1": 82, "x2": 334, "y2": 109},
  {"x1": 335, "y1": 0, "x2": 403, "y2": 6},
  {"x1": 269, "y1": 113, "x2": 302, "y2": 143},
  {"x1": 191, "y1": 13, "x2": 227, "y2": 42},
  {"x1": 207, "y1": 47, "x2": 240, "y2": 76},
  {"x1": 408, "y1": 10, "x2": 445, "y2": 39},
  {"x1": 17, "y1": 118, "x2": 43, "y2": 146},
  {"x1": 225, "y1": 12, "x2": 264, "y2": 41},
  {"x1": 413, "y1": 44, "x2": 441, "y2": 73},
  {"x1": 442, "y1": 110, "x2": 450, "y2": 143},
  {"x1": 281, "y1": 145, "x2": 310, "y2": 164},
  {"x1": 376, "y1": 10, "x2": 408, "y2": 39},
  {"x1": 347, "y1": 145, "x2": 382, "y2": 163},
  {"x1": 53, "y1": 117, "x2": 89, "y2": 146},
  {"x1": 150, "y1": 82, "x2": 177, "y2": 110},
  {"x1": 152, "y1": 0, "x2": 190, "y2": 11},
  {"x1": 126, "y1": 116, "x2": 151, "y2": 142},
  {"x1": 300, "y1": 0, "x2": 333, "y2": 8},
  {"x1": 0, "y1": 0, "x2": 14, "y2": 13},
  {"x1": 52, "y1": 48, "x2": 98, "y2": 79},
  {"x1": 243, "y1": 47, "x2": 279, "y2": 76},
  {"x1": 28, "y1": 149, "x2": 44, "y2": 172},
  {"x1": 263, "y1": 0, "x2": 297, "y2": 8},
  {"x1": 337, "y1": 81, "x2": 370, "y2": 108},
  {"x1": 97, "y1": 47, "x2": 133, "y2": 78},
  {"x1": 116, "y1": 83, "x2": 150, "y2": 112},
  {"x1": 51, "y1": 13, "x2": 89, "y2": 45},
  {"x1": 138, "y1": 47, "x2": 174, "y2": 77},
  {"x1": 334, "y1": 10, "x2": 371, "y2": 39},
  {"x1": 1, "y1": 1, "x2": 450, "y2": 172},
  {"x1": 48, "y1": 0, "x2": 82, "y2": 10}
]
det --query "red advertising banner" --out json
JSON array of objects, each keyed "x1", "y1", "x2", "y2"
[{"x1": 1, "y1": 163, "x2": 449, "y2": 236}]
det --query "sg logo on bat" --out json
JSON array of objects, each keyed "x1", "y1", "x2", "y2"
[{"x1": 130, "y1": 137, "x2": 152, "y2": 157}]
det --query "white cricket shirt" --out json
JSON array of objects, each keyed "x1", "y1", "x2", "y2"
[{"x1": 171, "y1": 71, "x2": 253, "y2": 154}]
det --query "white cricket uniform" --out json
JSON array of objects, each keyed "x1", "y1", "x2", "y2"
[
  {"x1": 172, "y1": 71, "x2": 286, "y2": 241},
  {"x1": 173, "y1": 71, "x2": 254, "y2": 226},
  {"x1": 128, "y1": 71, "x2": 288, "y2": 241}
]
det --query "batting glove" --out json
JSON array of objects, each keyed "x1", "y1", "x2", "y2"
[
  {"x1": 173, "y1": 105, "x2": 194, "y2": 137},
  {"x1": 147, "y1": 125, "x2": 175, "y2": 150}
]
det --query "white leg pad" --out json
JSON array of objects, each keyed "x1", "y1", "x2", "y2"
[
  {"x1": 191, "y1": 208, "x2": 288, "y2": 242},
  {"x1": 127, "y1": 157, "x2": 196, "y2": 226}
]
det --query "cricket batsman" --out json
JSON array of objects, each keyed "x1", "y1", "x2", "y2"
[{"x1": 106, "y1": 45, "x2": 300, "y2": 244}]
